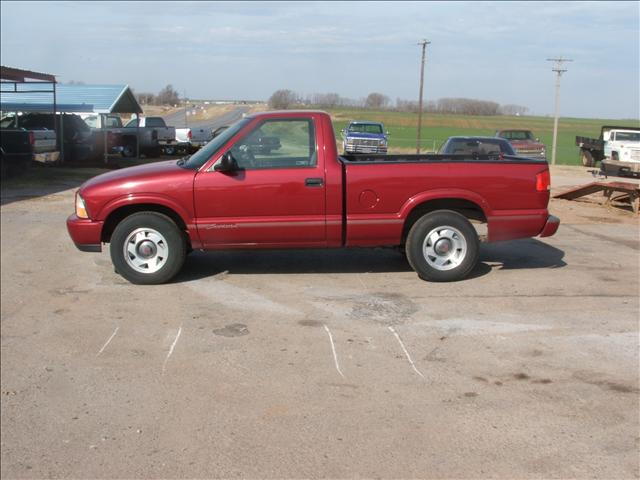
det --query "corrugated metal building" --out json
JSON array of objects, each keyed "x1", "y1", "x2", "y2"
[{"x1": 0, "y1": 83, "x2": 142, "y2": 114}]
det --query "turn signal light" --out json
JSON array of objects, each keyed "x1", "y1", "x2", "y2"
[
  {"x1": 536, "y1": 169, "x2": 551, "y2": 191},
  {"x1": 75, "y1": 192, "x2": 89, "y2": 218}
]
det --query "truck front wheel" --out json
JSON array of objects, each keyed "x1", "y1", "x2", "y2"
[
  {"x1": 405, "y1": 210, "x2": 479, "y2": 282},
  {"x1": 110, "y1": 212, "x2": 186, "y2": 285}
]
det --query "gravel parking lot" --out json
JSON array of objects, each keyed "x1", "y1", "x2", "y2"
[{"x1": 1, "y1": 165, "x2": 638, "y2": 479}]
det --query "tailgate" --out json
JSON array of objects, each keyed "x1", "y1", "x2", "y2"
[
  {"x1": 191, "y1": 128, "x2": 212, "y2": 143},
  {"x1": 157, "y1": 127, "x2": 176, "y2": 141},
  {"x1": 31, "y1": 130, "x2": 57, "y2": 153}
]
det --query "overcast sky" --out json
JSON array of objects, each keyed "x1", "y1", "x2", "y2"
[{"x1": 1, "y1": 1, "x2": 639, "y2": 119}]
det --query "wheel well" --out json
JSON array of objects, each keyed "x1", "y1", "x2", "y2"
[
  {"x1": 401, "y1": 199, "x2": 487, "y2": 245},
  {"x1": 101, "y1": 204, "x2": 188, "y2": 244}
]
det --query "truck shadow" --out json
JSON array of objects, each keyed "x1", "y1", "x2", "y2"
[
  {"x1": 173, "y1": 239, "x2": 566, "y2": 283},
  {"x1": 175, "y1": 248, "x2": 413, "y2": 281},
  {"x1": 478, "y1": 238, "x2": 567, "y2": 271}
]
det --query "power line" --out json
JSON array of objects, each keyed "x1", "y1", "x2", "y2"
[
  {"x1": 547, "y1": 57, "x2": 573, "y2": 165},
  {"x1": 416, "y1": 39, "x2": 430, "y2": 154}
]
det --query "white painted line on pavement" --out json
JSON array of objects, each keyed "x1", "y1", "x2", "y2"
[
  {"x1": 388, "y1": 325, "x2": 424, "y2": 378},
  {"x1": 97, "y1": 327, "x2": 119, "y2": 356},
  {"x1": 323, "y1": 324, "x2": 345, "y2": 378},
  {"x1": 162, "y1": 325, "x2": 182, "y2": 375}
]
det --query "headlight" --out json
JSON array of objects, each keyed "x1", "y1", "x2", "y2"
[
  {"x1": 379, "y1": 139, "x2": 387, "y2": 146},
  {"x1": 75, "y1": 192, "x2": 89, "y2": 219}
]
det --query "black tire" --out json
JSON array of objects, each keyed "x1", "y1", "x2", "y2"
[
  {"x1": 0, "y1": 154, "x2": 7, "y2": 181},
  {"x1": 581, "y1": 150, "x2": 594, "y2": 167},
  {"x1": 110, "y1": 212, "x2": 186, "y2": 285},
  {"x1": 121, "y1": 139, "x2": 136, "y2": 158},
  {"x1": 163, "y1": 145, "x2": 176, "y2": 156},
  {"x1": 405, "y1": 210, "x2": 479, "y2": 282}
]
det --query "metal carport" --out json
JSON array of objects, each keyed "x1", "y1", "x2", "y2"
[{"x1": 1, "y1": 80, "x2": 143, "y2": 162}]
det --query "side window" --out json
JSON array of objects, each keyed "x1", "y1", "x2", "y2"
[{"x1": 230, "y1": 119, "x2": 316, "y2": 170}]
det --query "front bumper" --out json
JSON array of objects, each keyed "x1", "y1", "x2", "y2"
[
  {"x1": 602, "y1": 159, "x2": 640, "y2": 175},
  {"x1": 345, "y1": 145, "x2": 388, "y2": 154},
  {"x1": 515, "y1": 150, "x2": 546, "y2": 160},
  {"x1": 67, "y1": 214, "x2": 103, "y2": 252},
  {"x1": 539, "y1": 215, "x2": 560, "y2": 237}
]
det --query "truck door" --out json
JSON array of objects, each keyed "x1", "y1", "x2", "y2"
[{"x1": 193, "y1": 117, "x2": 326, "y2": 247}]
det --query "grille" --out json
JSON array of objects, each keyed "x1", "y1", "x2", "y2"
[{"x1": 350, "y1": 138, "x2": 379, "y2": 147}]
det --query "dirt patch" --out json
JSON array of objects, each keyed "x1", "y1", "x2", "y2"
[{"x1": 213, "y1": 323, "x2": 249, "y2": 337}]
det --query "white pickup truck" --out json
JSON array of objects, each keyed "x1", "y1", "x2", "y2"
[
  {"x1": 165, "y1": 126, "x2": 213, "y2": 155},
  {"x1": 576, "y1": 126, "x2": 640, "y2": 177}
]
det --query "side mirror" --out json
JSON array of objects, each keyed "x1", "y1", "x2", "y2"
[
  {"x1": 386, "y1": 131, "x2": 390, "y2": 136},
  {"x1": 214, "y1": 151, "x2": 238, "y2": 172},
  {"x1": 535, "y1": 137, "x2": 540, "y2": 142}
]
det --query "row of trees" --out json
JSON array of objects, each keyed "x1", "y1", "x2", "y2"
[
  {"x1": 135, "y1": 85, "x2": 181, "y2": 106},
  {"x1": 269, "y1": 89, "x2": 528, "y2": 116}
]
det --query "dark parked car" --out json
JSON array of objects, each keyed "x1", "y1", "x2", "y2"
[
  {"x1": 438, "y1": 136, "x2": 516, "y2": 157},
  {"x1": 212, "y1": 125, "x2": 281, "y2": 154},
  {"x1": 15, "y1": 113, "x2": 98, "y2": 163}
]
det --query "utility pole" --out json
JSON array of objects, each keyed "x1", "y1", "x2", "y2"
[
  {"x1": 184, "y1": 89, "x2": 188, "y2": 128},
  {"x1": 547, "y1": 57, "x2": 572, "y2": 165},
  {"x1": 416, "y1": 39, "x2": 430, "y2": 154}
]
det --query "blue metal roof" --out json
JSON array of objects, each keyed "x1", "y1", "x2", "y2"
[{"x1": 0, "y1": 84, "x2": 142, "y2": 114}]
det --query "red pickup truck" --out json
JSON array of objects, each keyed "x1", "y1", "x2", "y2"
[{"x1": 67, "y1": 110, "x2": 559, "y2": 284}]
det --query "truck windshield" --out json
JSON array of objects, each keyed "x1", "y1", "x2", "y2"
[
  {"x1": 501, "y1": 131, "x2": 534, "y2": 140},
  {"x1": 614, "y1": 131, "x2": 640, "y2": 142},
  {"x1": 180, "y1": 118, "x2": 251, "y2": 170},
  {"x1": 349, "y1": 124, "x2": 383, "y2": 134}
]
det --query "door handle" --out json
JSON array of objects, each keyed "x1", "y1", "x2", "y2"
[{"x1": 305, "y1": 178, "x2": 324, "y2": 187}]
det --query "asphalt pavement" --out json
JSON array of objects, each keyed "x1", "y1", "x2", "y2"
[{"x1": 1, "y1": 167, "x2": 638, "y2": 479}]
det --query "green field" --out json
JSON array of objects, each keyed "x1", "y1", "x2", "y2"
[{"x1": 325, "y1": 107, "x2": 639, "y2": 165}]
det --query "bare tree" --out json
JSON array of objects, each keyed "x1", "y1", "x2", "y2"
[
  {"x1": 136, "y1": 92, "x2": 156, "y2": 105},
  {"x1": 365, "y1": 92, "x2": 390, "y2": 109},
  {"x1": 499, "y1": 104, "x2": 529, "y2": 116},
  {"x1": 435, "y1": 98, "x2": 499, "y2": 116},
  {"x1": 156, "y1": 85, "x2": 180, "y2": 106},
  {"x1": 268, "y1": 89, "x2": 299, "y2": 109}
]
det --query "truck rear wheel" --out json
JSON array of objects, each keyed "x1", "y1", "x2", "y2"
[
  {"x1": 121, "y1": 139, "x2": 136, "y2": 158},
  {"x1": 405, "y1": 210, "x2": 479, "y2": 282},
  {"x1": 581, "y1": 150, "x2": 594, "y2": 167},
  {"x1": 110, "y1": 212, "x2": 186, "y2": 285}
]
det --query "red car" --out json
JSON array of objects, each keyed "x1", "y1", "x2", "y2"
[
  {"x1": 68, "y1": 110, "x2": 559, "y2": 284},
  {"x1": 496, "y1": 129, "x2": 547, "y2": 160}
]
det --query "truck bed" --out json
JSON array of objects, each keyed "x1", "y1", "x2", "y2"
[
  {"x1": 341, "y1": 153, "x2": 551, "y2": 245},
  {"x1": 575, "y1": 136, "x2": 604, "y2": 151},
  {"x1": 340, "y1": 153, "x2": 547, "y2": 165}
]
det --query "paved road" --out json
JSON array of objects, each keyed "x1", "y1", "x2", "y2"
[
  {"x1": 1, "y1": 169, "x2": 638, "y2": 478},
  {"x1": 162, "y1": 105, "x2": 250, "y2": 131}
]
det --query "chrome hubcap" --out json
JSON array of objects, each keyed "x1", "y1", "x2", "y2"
[
  {"x1": 422, "y1": 225, "x2": 467, "y2": 271},
  {"x1": 124, "y1": 228, "x2": 168, "y2": 274}
]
